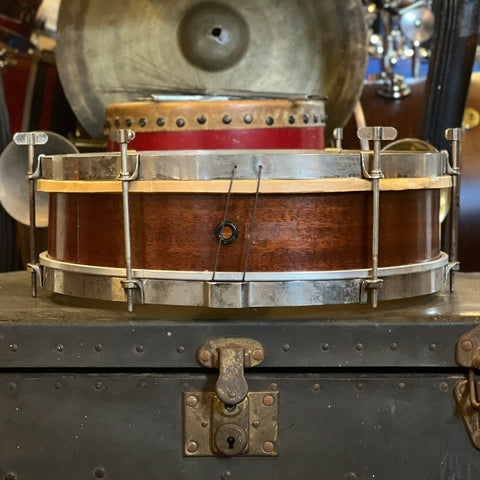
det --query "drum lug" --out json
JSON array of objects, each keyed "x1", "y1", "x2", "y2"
[
  {"x1": 454, "y1": 326, "x2": 480, "y2": 450},
  {"x1": 184, "y1": 338, "x2": 276, "y2": 457}
]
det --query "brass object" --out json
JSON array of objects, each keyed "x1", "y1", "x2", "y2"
[
  {"x1": 382, "y1": 137, "x2": 451, "y2": 223},
  {"x1": 197, "y1": 337, "x2": 264, "y2": 406},
  {"x1": 453, "y1": 379, "x2": 480, "y2": 449},
  {"x1": 454, "y1": 325, "x2": 480, "y2": 450},
  {"x1": 183, "y1": 391, "x2": 278, "y2": 457},
  {"x1": 463, "y1": 107, "x2": 480, "y2": 130},
  {"x1": 56, "y1": 0, "x2": 367, "y2": 139}
]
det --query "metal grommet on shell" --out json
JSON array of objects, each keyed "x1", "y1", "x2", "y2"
[{"x1": 215, "y1": 221, "x2": 239, "y2": 245}]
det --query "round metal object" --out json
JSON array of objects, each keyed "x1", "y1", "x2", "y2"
[
  {"x1": 399, "y1": 6, "x2": 434, "y2": 44},
  {"x1": 56, "y1": 0, "x2": 367, "y2": 138},
  {"x1": 186, "y1": 395, "x2": 198, "y2": 407},
  {"x1": 461, "y1": 340, "x2": 473, "y2": 352},
  {"x1": 215, "y1": 222, "x2": 239, "y2": 245},
  {"x1": 263, "y1": 395, "x2": 275, "y2": 407},
  {"x1": 186, "y1": 441, "x2": 198, "y2": 453},
  {"x1": 0, "y1": 132, "x2": 78, "y2": 227},
  {"x1": 263, "y1": 441, "x2": 275, "y2": 453},
  {"x1": 252, "y1": 349, "x2": 264, "y2": 361},
  {"x1": 214, "y1": 424, "x2": 247, "y2": 456}
]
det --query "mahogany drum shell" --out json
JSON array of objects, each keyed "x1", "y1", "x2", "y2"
[{"x1": 48, "y1": 190, "x2": 440, "y2": 272}]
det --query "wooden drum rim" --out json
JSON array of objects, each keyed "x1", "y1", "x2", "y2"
[{"x1": 104, "y1": 99, "x2": 326, "y2": 134}]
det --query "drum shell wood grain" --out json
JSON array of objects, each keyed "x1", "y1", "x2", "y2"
[{"x1": 47, "y1": 190, "x2": 440, "y2": 272}]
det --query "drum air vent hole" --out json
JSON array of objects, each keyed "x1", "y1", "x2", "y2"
[
  {"x1": 212, "y1": 27, "x2": 222, "y2": 37},
  {"x1": 215, "y1": 221, "x2": 238, "y2": 245}
]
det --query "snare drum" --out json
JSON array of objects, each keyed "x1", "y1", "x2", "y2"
[
  {"x1": 37, "y1": 149, "x2": 451, "y2": 308},
  {"x1": 105, "y1": 98, "x2": 326, "y2": 151}
]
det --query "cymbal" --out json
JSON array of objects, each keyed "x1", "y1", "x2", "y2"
[
  {"x1": 56, "y1": 0, "x2": 367, "y2": 140},
  {"x1": 0, "y1": 132, "x2": 78, "y2": 227}
]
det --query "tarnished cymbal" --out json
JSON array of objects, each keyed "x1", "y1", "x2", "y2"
[{"x1": 56, "y1": 0, "x2": 367, "y2": 139}]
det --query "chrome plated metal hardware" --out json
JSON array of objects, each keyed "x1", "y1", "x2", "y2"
[
  {"x1": 445, "y1": 127, "x2": 465, "y2": 293},
  {"x1": 13, "y1": 131, "x2": 48, "y2": 297},
  {"x1": 357, "y1": 126, "x2": 397, "y2": 307},
  {"x1": 333, "y1": 127, "x2": 343, "y2": 149},
  {"x1": 110, "y1": 128, "x2": 143, "y2": 311}
]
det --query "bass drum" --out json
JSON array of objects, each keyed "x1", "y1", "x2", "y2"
[{"x1": 105, "y1": 98, "x2": 326, "y2": 151}]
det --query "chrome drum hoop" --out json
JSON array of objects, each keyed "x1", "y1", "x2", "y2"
[
  {"x1": 38, "y1": 149, "x2": 449, "y2": 182},
  {"x1": 40, "y1": 252, "x2": 449, "y2": 309}
]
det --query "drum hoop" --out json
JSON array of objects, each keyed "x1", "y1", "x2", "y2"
[
  {"x1": 38, "y1": 149, "x2": 449, "y2": 183},
  {"x1": 40, "y1": 252, "x2": 448, "y2": 282},
  {"x1": 39, "y1": 252, "x2": 449, "y2": 308}
]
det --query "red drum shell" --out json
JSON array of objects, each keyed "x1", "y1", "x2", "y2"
[{"x1": 105, "y1": 99, "x2": 326, "y2": 151}]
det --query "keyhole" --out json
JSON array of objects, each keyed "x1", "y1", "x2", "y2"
[{"x1": 227, "y1": 436, "x2": 236, "y2": 449}]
